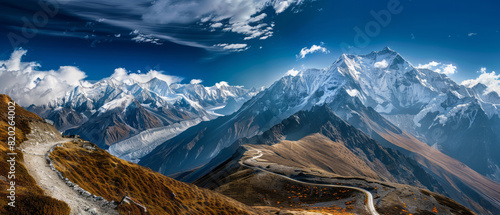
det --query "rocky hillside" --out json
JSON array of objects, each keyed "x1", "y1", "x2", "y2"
[
  {"x1": 0, "y1": 94, "x2": 70, "y2": 215},
  {"x1": 49, "y1": 140, "x2": 259, "y2": 215}
]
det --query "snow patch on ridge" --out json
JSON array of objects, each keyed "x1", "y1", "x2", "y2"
[
  {"x1": 374, "y1": 60, "x2": 389, "y2": 69},
  {"x1": 346, "y1": 89, "x2": 360, "y2": 97},
  {"x1": 97, "y1": 95, "x2": 134, "y2": 116}
]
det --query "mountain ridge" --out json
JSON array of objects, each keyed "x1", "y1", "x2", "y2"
[
  {"x1": 28, "y1": 76, "x2": 259, "y2": 151},
  {"x1": 140, "y1": 47, "x2": 500, "y2": 214},
  {"x1": 187, "y1": 105, "x2": 445, "y2": 193}
]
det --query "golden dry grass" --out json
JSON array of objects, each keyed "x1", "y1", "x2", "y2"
[
  {"x1": 49, "y1": 140, "x2": 258, "y2": 215},
  {"x1": 0, "y1": 94, "x2": 70, "y2": 215},
  {"x1": 248, "y1": 133, "x2": 380, "y2": 179},
  {"x1": 210, "y1": 166, "x2": 364, "y2": 215}
]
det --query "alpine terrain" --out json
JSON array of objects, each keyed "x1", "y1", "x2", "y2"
[
  {"x1": 194, "y1": 106, "x2": 475, "y2": 215},
  {"x1": 0, "y1": 94, "x2": 277, "y2": 215},
  {"x1": 140, "y1": 47, "x2": 500, "y2": 214},
  {"x1": 27, "y1": 73, "x2": 259, "y2": 162}
]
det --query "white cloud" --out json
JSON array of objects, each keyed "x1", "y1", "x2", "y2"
[
  {"x1": 259, "y1": 34, "x2": 271, "y2": 40},
  {"x1": 248, "y1": 13, "x2": 267, "y2": 23},
  {"x1": 461, "y1": 68, "x2": 500, "y2": 95},
  {"x1": 190, "y1": 79, "x2": 203, "y2": 84},
  {"x1": 111, "y1": 68, "x2": 183, "y2": 84},
  {"x1": 273, "y1": 0, "x2": 298, "y2": 13},
  {"x1": 285, "y1": 68, "x2": 300, "y2": 76},
  {"x1": 140, "y1": 0, "x2": 307, "y2": 42},
  {"x1": 374, "y1": 60, "x2": 389, "y2": 69},
  {"x1": 0, "y1": 49, "x2": 88, "y2": 106},
  {"x1": 130, "y1": 30, "x2": 163, "y2": 45},
  {"x1": 210, "y1": 22, "x2": 223, "y2": 28},
  {"x1": 417, "y1": 61, "x2": 457, "y2": 75},
  {"x1": 141, "y1": 0, "x2": 304, "y2": 24},
  {"x1": 442, "y1": 64, "x2": 457, "y2": 75},
  {"x1": 227, "y1": 22, "x2": 274, "y2": 40},
  {"x1": 297, "y1": 44, "x2": 329, "y2": 59},
  {"x1": 0, "y1": 49, "x2": 183, "y2": 106},
  {"x1": 214, "y1": 43, "x2": 249, "y2": 52},
  {"x1": 417, "y1": 61, "x2": 440, "y2": 69},
  {"x1": 215, "y1": 81, "x2": 229, "y2": 88},
  {"x1": 468, "y1": 33, "x2": 478, "y2": 37},
  {"x1": 43, "y1": 0, "x2": 310, "y2": 51}
]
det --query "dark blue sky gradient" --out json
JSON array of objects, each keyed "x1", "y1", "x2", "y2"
[{"x1": 0, "y1": 0, "x2": 499, "y2": 88}]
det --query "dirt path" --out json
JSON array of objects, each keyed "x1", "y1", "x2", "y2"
[
  {"x1": 243, "y1": 149, "x2": 380, "y2": 215},
  {"x1": 21, "y1": 125, "x2": 119, "y2": 215}
]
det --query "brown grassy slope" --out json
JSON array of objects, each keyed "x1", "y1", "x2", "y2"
[
  {"x1": 0, "y1": 94, "x2": 70, "y2": 215},
  {"x1": 49, "y1": 141, "x2": 259, "y2": 215},
  {"x1": 209, "y1": 168, "x2": 360, "y2": 214},
  {"x1": 195, "y1": 144, "x2": 474, "y2": 215},
  {"x1": 249, "y1": 133, "x2": 380, "y2": 180}
]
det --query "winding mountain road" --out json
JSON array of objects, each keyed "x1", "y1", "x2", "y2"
[
  {"x1": 243, "y1": 150, "x2": 380, "y2": 215},
  {"x1": 22, "y1": 136, "x2": 118, "y2": 215}
]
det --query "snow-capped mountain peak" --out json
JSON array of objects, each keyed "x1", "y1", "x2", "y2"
[
  {"x1": 241, "y1": 47, "x2": 500, "y2": 184},
  {"x1": 96, "y1": 94, "x2": 135, "y2": 116},
  {"x1": 144, "y1": 77, "x2": 175, "y2": 97},
  {"x1": 28, "y1": 73, "x2": 261, "y2": 149}
]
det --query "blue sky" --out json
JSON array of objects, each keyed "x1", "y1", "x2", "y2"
[{"x1": 0, "y1": 0, "x2": 499, "y2": 88}]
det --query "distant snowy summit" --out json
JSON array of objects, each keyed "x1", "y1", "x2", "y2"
[
  {"x1": 261, "y1": 46, "x2": 500, "y2": 180},
  {"x1": 142, "y1": 47, "x2": 500, "y2": 185},
  {"x1": 28, "y1": 72, "x2": 261, "y2": 148}
]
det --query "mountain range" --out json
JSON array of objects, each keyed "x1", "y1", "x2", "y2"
[
  {"x1": 193, "y1": 106, "x2": 475, "y2": 215},
  {"x1": 0, "y1": 94, "x2": 475, "y2": 214},
  {"x1": 139, "y1": 47, "x2": 500, "y2": 214},
  {"x1": 19, "y1": 47, "x2": 500, "y2": 214},
  {"x1": 0, "y1": 94, "x2": 268, "y2": 215},
  {"x1": 27, "y1": 77, "x2": 259, "y2": 157}
]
